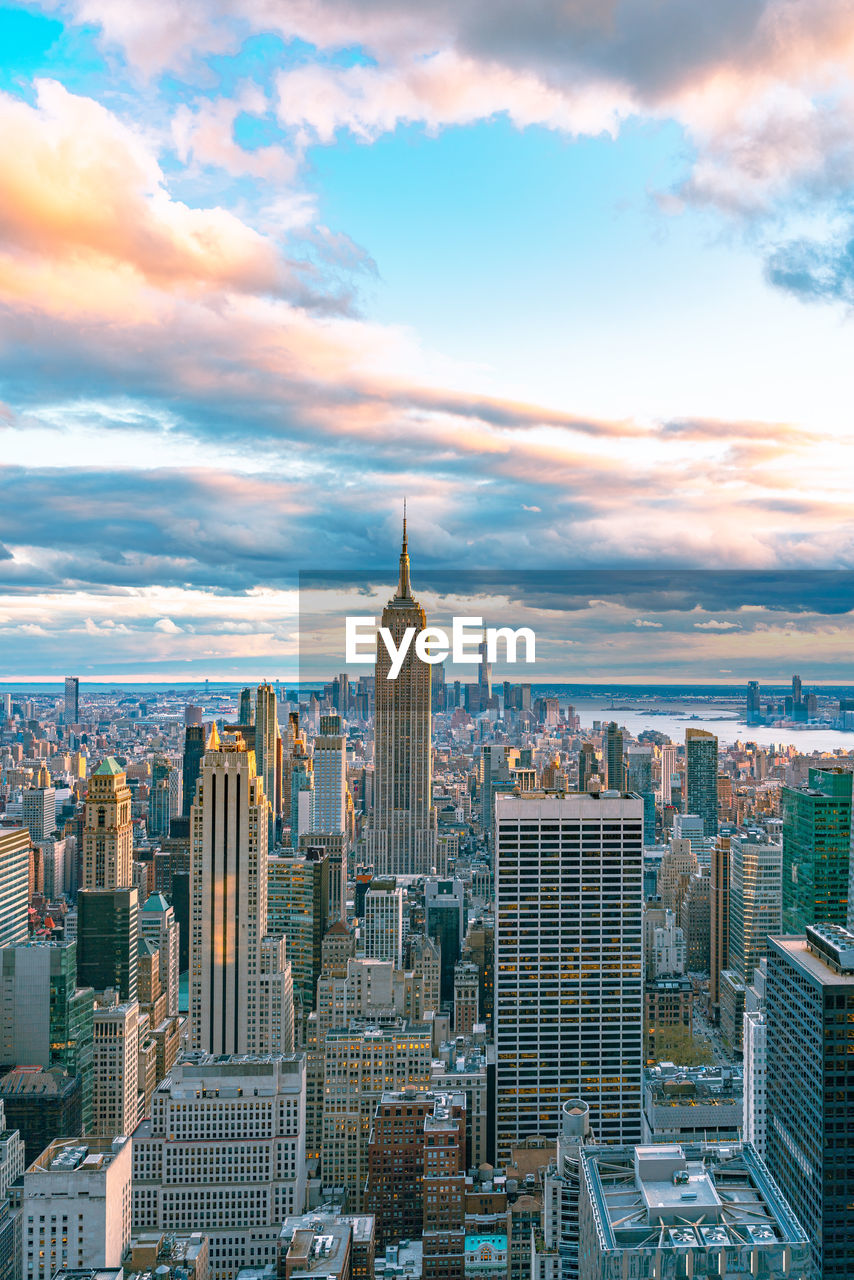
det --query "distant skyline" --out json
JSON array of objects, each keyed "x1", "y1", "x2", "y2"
[{"x1": 2, "y1": 3, "x2": 854, "y2": 674}]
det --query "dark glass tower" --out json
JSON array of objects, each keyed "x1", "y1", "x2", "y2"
[
  {"x1": 685, "y1": 728, "x2": 718, "y2": 837},
  {"x1": 604, "y1": 722, "x2": 624, "y2": 791},
  {"x1": 767, "y1": 925, "x2": 854, "y2": 1279},
  {"x1": 781, "y1": 767, "x2": 852, "y2": 933},
  {"x1": 76, "y1": 886, "x2": 139, "y2": 1002},
  {"x1": 182, "y1": 723, "x2": 206, "y2": 817}
]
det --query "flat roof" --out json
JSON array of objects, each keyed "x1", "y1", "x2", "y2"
[{"x1": 769, "y1": 936, "x2": 854, "y2": 987}]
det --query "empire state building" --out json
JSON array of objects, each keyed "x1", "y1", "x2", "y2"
[{"x1": 368, "y1": 514, "x2": 436, "y2": 875}]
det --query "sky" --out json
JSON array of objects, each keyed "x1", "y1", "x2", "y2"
[{"x1": 1, "y1": 0, "x2": 854, "y2": 680}]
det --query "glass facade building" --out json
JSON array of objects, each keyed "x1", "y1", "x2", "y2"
[{"x1": 781, "y1": 767, "x2": 851, "y2": 933}]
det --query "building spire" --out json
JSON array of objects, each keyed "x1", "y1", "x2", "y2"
[{"x1": 397, "y1": 500, "x2": 411, "y2": 598}]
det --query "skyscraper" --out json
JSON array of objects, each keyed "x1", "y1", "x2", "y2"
[
  {"x1": 181, "y1": 723, "x2": 205, "y2": 817},
  {"x1": 76, "y1": 887, "x2": 139, "y2": 1002},
  {"x1": 255, "y1": 681, "x2": 279, "y2": 844},
  {"x1": 603, "y1": 722, "x2": 624, "y2": 791},
  {"x1": 685, "y1": 728, "x2": 718, "y2": 837},
  {"x1": 659, "y1": 742, "x2": 676, "y2": 806},
  {"x1": 238, "y1": 686, "x2": 254, "y2": 725},
  {"x1": 720, "y1": 837, "x2": 782, "y2": 1051},
  {"x1": 709, "y1": 834, "x2": 730, "y2": 1019},
  {"x1": 312, "y1": 728, "x2": 347, "y2": 836},
  {"x1": 578, "y1": 742, "x2": 597, "y2": 793},
  {"x1": 82, "y1": 756, "x2": 132, "y2": 889},
  {"x1": 63, "y1": 676, "x2": 79, "y2": 725},
  {"x1": 781, "y1": 766, "x2": 852, "y2": 933},
  {"x1": 368, "y1": 513, "x2": 435, "y2": 876},
  {"x1": 746, "y1": 679, "x2": 761, "y2": 724},
  {"x1": 766, "y1": 924, "x2": 854, "y2": 1279},
  {"x1": 0, "y1": 829, "x2": 30, "y2": 947},
  {"x1": 190, "y1": 726, "x2": 293, "y2": 1055},
  {"x1": 147, "y1": 755, "x2": 179, "y2": 838},
  {"x1": 22, "y1": 786, "x2": 56, "y2": 843},
  {"x1": 494, "y1": 791, "x2": 643, "y2": 1158}
]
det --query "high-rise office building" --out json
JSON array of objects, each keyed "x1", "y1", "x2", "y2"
[
  {"x1": 190, "y1": 726, "x2": 292, "y2": 1055},
  {"x1": 91, "y1": 999, "x2": 139, "y2": 1138},
  {"x1": 363, "y1": 879, "x2": 404, "y2": 969},
  {"x1": 746, "y1": 680, "x2": 761, "y2": 724},
  {"x1": 23, "y1": 1136, "x2": 132, "y2": 1280},
  {"x1": 132, "y1": 1054, "x2": 306, "y2": 1279},
  {"x1": 267, "y1": 848, "x2": 330, "y2": 1024},
  {"x1": 311, "y1": 729, "x2": 347, "y2": 835},
  {"x1": 729, "y1": 838, "x2": 782, "y2": 982},
  {"x1": 685, "y1": 728, "x2": 718, "y2": 837},
  {"x1": 181, "y1": 723, "x2": 205, "y2": 818},
  {"x1": 781, "y1": 767, "x2": 852, "y2": 933},
  {"x1": 77, "y1": 886, "x2": 139, "y2": 1002},
  {"x1": 367, "y1": 514, "x2": 435, "y2": 876},
  {"x1": 22, "y1": 786, "x2": 56, "y2": 843},
  {"x1": 659, "y1": 742, "x2": 676, "y2": 806},
  {"x1": 603, "y1": 722, "x2": 624, "y2": 792},
  {"x1": 767, "y1": 923, "x2": 854, "y2": 1279},
  {"x1": 425, "y1": 877, "x2": 466, "y2": 1006},
  {"x1": 494, "y1": 792, "x2": 644, "y2": 1158},
  {"x1": 138, "y1": 891, "x2": 180, "y2": 1019},
  {"x1": 255, "y1": 681, "x2": 279, "y2": 843},
  {"x1": 0, "y1": 940, "x2": 95, "y2": 1130},
  {"x1": 578, "y1": 742, "x2": 598, "y2": 794},
  {"x1": 147, "y1": 755, "x2": 180, "y2": 839},
  {"x1": 743, "y1": 962, "x2": 768, "y2": 1158},
  {"x1": 64, "y1": 676, "x2": 79, "y2": 725},
  {"x1": 626, "y1": 745, "x2": 654, "y2": 842},
  {"x1": 239, "y1": 686, "x2": 254, "y2": 725},
  {"x1": 720, "y1": 838, "x2": 782, "y2": 1052},
  {"x1": 82, "y1": 757, "x2": 133, "y2": 889},
  {"x1": 709, "y1": 834, "x2": 730, "y2": 1019},
  {"x1": 0, "y1": 828, "x2": 30, "y2": 947}
]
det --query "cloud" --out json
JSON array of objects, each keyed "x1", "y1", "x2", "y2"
[
  {"x1": 694, "y1": 618, "x2": 742, "y2": 630},
  {"x1": 633, "y1": 618, "x2": 663, "y2": 628},
  {"x1": 0, "y1": 79, "x2": 341, "y2": 309},
  {"x1": 153, "y1": 617, "x2": 183, "y2": 633},
  {"x1": 765, "y1": 229, "x2": 854, "y2": 305},
  {"x1": 43, "y1": 0, "x2": 854, "y2": 207}
]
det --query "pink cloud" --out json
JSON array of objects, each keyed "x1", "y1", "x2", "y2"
[{"x1": 0, "y1": 80, "x2": 301, "y2": 299}]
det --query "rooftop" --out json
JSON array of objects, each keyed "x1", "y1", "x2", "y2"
[
  {"x1": 769, "y1": 934, "x2": 854, "y2": 987},
  {"x1": 92, "y1": 757, "x2": 123, "y2": 777},
  {"x1": 581, "y1": 1142, "x2": 810, "y2": 1258},
  {"x1": 141, "y1": 891, "x2": 170, "y2": 912}
]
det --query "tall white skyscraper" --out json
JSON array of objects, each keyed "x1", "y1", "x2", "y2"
[
  {"x1": 190, "y1": 726, "x2": 293, "y2": 1055},
  {"x1": 659, "y1": 742, "x2": 676, "y2": 805},
  {"x1": 367, "y1": 513, "x2": 436, "y2": 876},
  {"x1": 255, "y1": 681, "x2": 279, "y2": 844},
  {"x1": 494, "y1": 791, "x2": 644, "y2": 1158}
]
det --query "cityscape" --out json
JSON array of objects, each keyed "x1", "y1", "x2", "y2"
[
  {"x1": 0, "y1": 529, "x2": 851, "y2": 1280},
  {"x1": 3, "y1": 1, "x2": 854, "y2": 1278}
]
